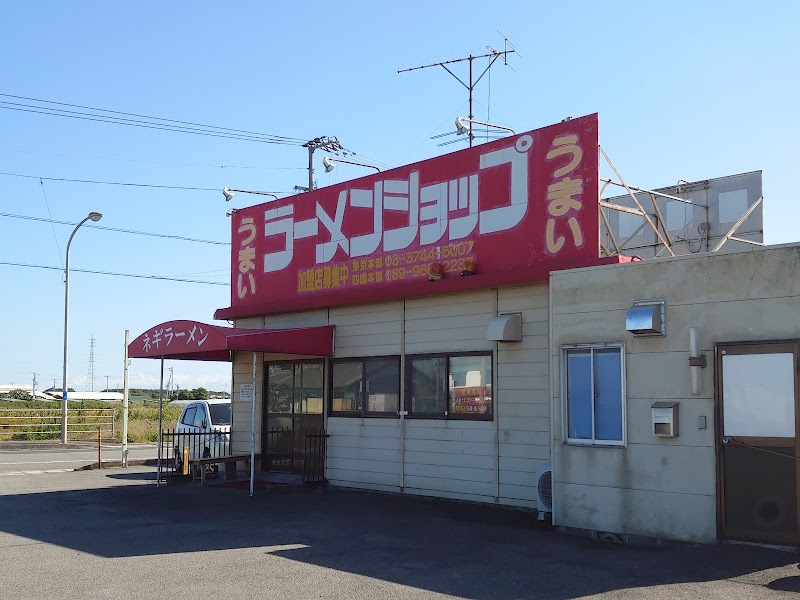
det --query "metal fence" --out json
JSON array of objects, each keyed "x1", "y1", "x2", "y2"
[
  {"x1": 264, "y1": 426, "x2": 292, "y2": 470},
  {"x1": 159, "y1": 428, "x2": 231, "y2": 480},
  {"x1": 0, "y1": 407, "x2": 115, "y2": 441},
  {"x1": 303, "y1": 429, "x2": 328, "y2": 485}
]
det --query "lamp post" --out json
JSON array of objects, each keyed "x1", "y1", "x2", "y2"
[
  {"x1": 322, "y1": 157, "x2": 380, "y2": 173},
  {"x1": 61, "y1": 211, "x2": 102, "y2": 444}
]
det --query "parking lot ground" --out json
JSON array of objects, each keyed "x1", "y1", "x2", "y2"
[{"x1": 0, "y1": 466, "x2": 799, "y2": 600}]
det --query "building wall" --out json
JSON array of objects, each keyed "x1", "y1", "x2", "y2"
[
  {"x1": 549, "y1": 244, "x2": 800, "y2": 542},
  {"x1": 230, "y1": 283, "x2": 552, "y2": 508}
]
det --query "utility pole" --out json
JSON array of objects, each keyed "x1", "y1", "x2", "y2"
[
  {"x1": 105, "y1": 375, "x2": 110, "y2": 392},
  {"x1": 301, "y1": 136, "x2": 344, "y2": 191},
  {"x1": 397, "y1": 40, "x2": 516, "y2": 148},
  {"x1": 32, "y1": 373, "x2": 37, "y2": 400}
]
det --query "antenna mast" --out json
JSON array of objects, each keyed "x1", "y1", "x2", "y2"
[{"x1": 397, "y1": 39, "x2": 516, "y2": 147}]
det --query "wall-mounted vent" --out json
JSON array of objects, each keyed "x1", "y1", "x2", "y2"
[
  {"x1": 626, "y1": 300, "x2": 666, "y2": 337},
  {"x1": 487, "y1": 313, "x2": 522, "y2": 342}
]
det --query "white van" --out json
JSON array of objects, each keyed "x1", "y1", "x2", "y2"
[{"x1": 173, "y1": 399, "x2": 231, "y2": 472}]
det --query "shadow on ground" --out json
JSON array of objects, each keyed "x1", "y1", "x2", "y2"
[{"x1": 1, "y1": 471, "x2": 798, "y2": 599}]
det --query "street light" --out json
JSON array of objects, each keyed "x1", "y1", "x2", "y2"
[
  {"x1": 322, "y1": 156, "x2": 381, "y2": 173},
  {"x1": 222, "y1": 188, "x2": 279, "y2": 202},
  {"x1": 223, "y1": 188, "x2": 280, "y2": 217},
  {"x1": 61, "y1": 211, "x2": 102, "y2": 444}
]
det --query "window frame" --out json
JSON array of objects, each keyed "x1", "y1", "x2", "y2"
[
  {"x1": 562, "y1": 343, "x2": 626, "y2": 447},
  {"x1": 328, "y1": 355, "x2": 401, "y2": 418},
  {"x1": 405, "y1": 351, "x2": 494, "y2": 421}
]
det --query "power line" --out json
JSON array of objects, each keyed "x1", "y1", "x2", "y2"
[
  {"x1": 0, "y1": 170, "x2": 286, "y2": 195},
  {"x1": 0, "y1": 212, "x2": 229, "y2": 245},
  {"x1": 0, "y1": 93, "x2": 307, "y2": 145},
  {"x1": 2, "y1": 148, "x2": 307, "y2": 171},
  {"x1": 0, "y1": 260, "x2": 228, "y2": 286},
  {"x1": 0, "y1": 102, "x2": 307, "y2": 145}
]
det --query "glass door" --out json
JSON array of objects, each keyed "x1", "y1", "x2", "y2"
[
  {"x1": 718, "y1": 342, "x2": 799, "y2": 544},
  {"x1": 263, "y1": 360, "x2": 324, "y2": 472}
]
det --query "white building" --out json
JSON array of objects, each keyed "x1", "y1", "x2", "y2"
[{"x1": 130, "y1": 113, "x2": 796, "y2": 546}]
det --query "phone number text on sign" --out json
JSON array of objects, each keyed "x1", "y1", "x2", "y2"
[{"x1": 296, "y1": 240, "x2": 476, "y2": 292}]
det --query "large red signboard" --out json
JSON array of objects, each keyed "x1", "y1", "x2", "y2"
[{"x1": 216, "y1": 114, "x2": 599, "y2": 319}]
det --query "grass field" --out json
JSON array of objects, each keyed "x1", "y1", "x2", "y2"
[{"x1": 0, "y1": 400, "x2": 183, "y2": 443}]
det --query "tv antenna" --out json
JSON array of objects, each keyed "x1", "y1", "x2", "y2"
[{"x1": 396, "y1": 36, "x2": 518, "y2": 147}]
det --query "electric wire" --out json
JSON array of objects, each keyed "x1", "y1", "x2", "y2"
[
  {"x1": 0, "y1": 94, "x2": 307, "y2": 145},
  {"x1": 0, "y1": 260, "x2": 228, "y2": 286},
  {"x1": 0, "y1": 103, "x2": 306, "y2": 145},
  {"x1": 0, "y1": 212, "x2": 229, "y2": 246},
  {"x1": 3, "y1": 148, "x2": 306, "y2": 171},
  {"x1": 0, "y1": 170, "x2": 286, "y2": 195}
]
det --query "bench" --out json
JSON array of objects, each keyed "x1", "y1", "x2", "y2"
[{"x1": 188, "y1": 454, "x2": 259, "y2": 485}]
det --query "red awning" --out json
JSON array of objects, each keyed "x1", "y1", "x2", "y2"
[{"x1": 128, "y1": 320, "x2": 334, "y2": 361}]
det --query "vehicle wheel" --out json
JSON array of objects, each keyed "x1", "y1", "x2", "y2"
[{"x1": 174, "y1": 448, "x2": 183, "y2": 474}]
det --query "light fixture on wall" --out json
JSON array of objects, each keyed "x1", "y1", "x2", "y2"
[
  {"x1": 688, "y1": 327, "x2": 706, "y2": 395},
  {"x1": 428, "y1": 263, "x2": 444, "y2": 281},
  {"x1": 460, "y1": 257, "x2": 477, "y2": 276}
]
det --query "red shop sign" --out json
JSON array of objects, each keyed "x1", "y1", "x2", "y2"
[{"x1": 217, "y1": 113, "x2": 599, "y2": 319}]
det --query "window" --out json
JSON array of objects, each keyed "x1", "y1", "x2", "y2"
[
  {"x1": 208, "y1": 404, "x2": 231, "y2": 426},
  {"x1": 192, "y1": 405, "x2": 208, "y2": 428},
  {"x1": 330, "y1": 357, "x2": 400, "y2": 417},
  {"x1": 406, "y1": 352, "x2": 493, "y2": 419},
  {"x1": 563, "y1": 345, "x2": 625, "y2": 445},
  {"x1": 181, "y1": 405, "x2": 197, "y2": 426}
]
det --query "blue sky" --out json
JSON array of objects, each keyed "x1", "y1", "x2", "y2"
[{"x1": 1, "y1": 1, "x2": 797, "y2": 393}]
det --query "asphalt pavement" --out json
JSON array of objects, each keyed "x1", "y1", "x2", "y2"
[
  {"x1": 0, "y1": 465, "x2": 799, "y2": 599},
  {"x1": 0, "y1": 442, "x2": 157, "y2": 474}
]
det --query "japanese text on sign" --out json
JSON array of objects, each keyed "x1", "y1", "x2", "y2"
[{"x1": 140, "y1": 324, "x2": 209, "y2": 354}]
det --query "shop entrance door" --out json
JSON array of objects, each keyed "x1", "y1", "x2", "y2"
[
  {"x1": 717, "y1": 342, "x2": 800, "y2": 544},
  {"x1": 263, "y1": 360, "x2": 324, "y2": 473}
]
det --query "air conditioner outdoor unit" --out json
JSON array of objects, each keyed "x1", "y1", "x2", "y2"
[{"x1": 535, "y1": 464, "x2": 553, "y2": 519}]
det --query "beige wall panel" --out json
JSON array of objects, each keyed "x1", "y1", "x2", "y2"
[
  {"x1": 498, "y1": 443, "x2": 551, "y2": 460},
  {"x1": 405, "y1": 462, "x2": 495, "y2": 483},
  {"x1": 234, "y1": 316, "x2": 264, "y2": 328},
  {"x1": 499, "y1": 376, "x2": 548, "y2": 391},
  {"x1": 498, "y1": 483, "x2": 538, "y2": 502},
  {"x1": 405, "y1": 327, "x2": 493, "y2": 354},
  {"x1": 555, "y1": 482, "x2": 717, "y2": 542},
  {"x1": 498, "y1": 284, "x2": 549, "y2": 306},
  {"x1": 404, "y1": 487, "x2": 497, "y2": 504},
  {"x1": 327, "y1": 445, "x2": 399, "y2": 463},
  {"x1": 327, "y1": 468, "x2": 401, "y2": 488},
  {"x1": 498, "y1": 362, "x2": 549, "y2": 378},
  {"x1": 403, "y1": 450, "x2": 496, "y2": 470},
  {"x1": 263, "y1": 310, "x2": 328, "y2": 329},
  {"x1": 497, "y1": 416, "x2": 549, "y2": 432},
  {"x1": 404, "y1": 437, "x2": 494, "y2": 457},
  {"x1": 230, "y1": 352, "x2": 263, "y2": 455},
  {"x1": 552, "y1": 246, "x2": 800, "y2": 315},
  {"x1": 499, "y1": 456, "x2": 548, "y2": 475},
  {"x1": 327, "y1": 456, "x2": 401, "y2": 475},
  {"x1": 556, "y1": 444, "x2": 715, "y2": 496},
  {"x1": 497, "y1": 388, "x2": 549, "y2": 406},
  {"x1": 497, "y1": 401, "x2": 549, "y2": 419},
  {"x1": 499, "y1": 348, "x2": 549, "y2": 365},
  {"x1": 404, "y1": 475, "x2": 496, "y2": 498}
]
